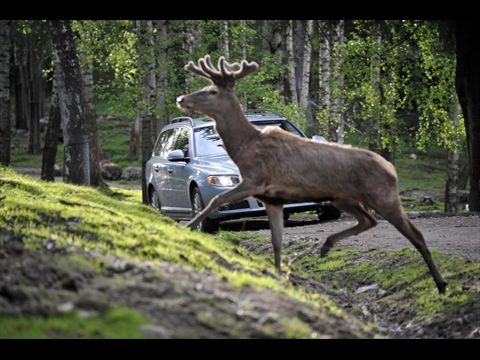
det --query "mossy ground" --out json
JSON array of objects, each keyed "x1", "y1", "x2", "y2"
[
  {"x1": 0, "y1": 167, "x2": 373, "y2": 338},
  {"x1": 284, "y1": 244, "x2": 480, "y2": 337},
  {"x1": 2, "y1": 167, "x2": 477, "y2": 338},
  {"x1": 0, "y1": 308, "x2": 145, "y2": 339}
]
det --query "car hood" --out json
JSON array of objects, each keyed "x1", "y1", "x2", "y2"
[{"x1": 192, "y1": 154, "x2": 240, "y2": 175}]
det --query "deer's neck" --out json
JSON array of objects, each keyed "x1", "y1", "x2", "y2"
[{"x1": 211, "y1": 101, "x2": 259, "y2": 162}]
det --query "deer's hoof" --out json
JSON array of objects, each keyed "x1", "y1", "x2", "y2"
[
  {"x1": 437, "y1": 281, "x2": 448, "y2": 294},
  {"x1": 320, "y1": 245, "x2": 331, "y2": 258}
]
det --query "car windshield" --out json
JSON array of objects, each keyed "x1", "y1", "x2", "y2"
[{"x1": 193, "y1": 121, "x2": 304, "y2": 157}]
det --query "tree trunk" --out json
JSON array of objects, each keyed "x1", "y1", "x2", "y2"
[
  {"x1": 41, "y1": 73, "x2": 61, "y2": 181},
  {"x1": 137, "y1": 20, "x2": 155, "y2": 204},
  {"x1": 80, "y1": 55, "x2": 106, "y2": 187},
  {"x1": 129, "y1": 116, "x2": 140, "y2": 162},
  {"x1": 153, "y1": 20, "x2": 169, "y2": 132},
  {"x1": 286, "y1": 20, "x2": 299, "y2": 106},
  {"x1": 241, "y1": 20, "x2": 248, "y2": 60},
  {"x1": 223, "y1": 20, "x2": 230, "y2": 60},
  {"x1": 183, "y1": 20, "x2": 198, "y2": 92},
  {"x1": 455, "y1": 21, "x2": 480, "y2": 212},
  {"x1": 141, "y1": 116, "x2": 152, "y2": 204},
  {"x1": 240, "y1": 20, "x2": 248, "y2": 110},
  {"x1": 331, "y1": 20, "x2": 345, "y2": 143},
  {"x1": 445, "y1": 150, "x2": 460, "y2": 213},
  {"x1": 0, "y1": 20, "x2": 11, "y2": 166},
  {"x1": 27, "y1": 33, "x2": 41, "y2": 154},
  {"x1": 369, "y1": 30, "x2": 382, "y2": 153},
  {"x1": 50, "y1": 20, "x2": 90, "y2": 186},
  {"x1": 444, "y1": 97, "x2": 461, "y2": 212},
  {"x1": 299, "y1": 20, "x2": 314, "y2": 134},
  {"x1": 12, "y1": 23, "x2": 28, "y2": 131},
  {"x1": 318, "y1": 20, "x2": 331, "y2": 138}
]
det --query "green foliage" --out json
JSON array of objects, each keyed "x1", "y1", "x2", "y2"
[
  {"x1": 0, "y1": 307, "x2": 145, "y2": 339},
  {"x1": 407, "y1": 21, "x2": 465, "y2": 151},
  {"x1": 72, "y1": 20, "x2": 141, "y2": 117},
  {"x1": 340, "y1": 20, "x2": 464, "y2": 154}
]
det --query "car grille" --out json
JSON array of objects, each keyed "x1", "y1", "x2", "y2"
[{"x1": 219, "y1": 200, "x2": 250, "y2": 211}]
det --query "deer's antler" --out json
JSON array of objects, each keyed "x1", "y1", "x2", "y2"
[{"x1": 185, "y1": 55, "x2": 259, "y2": 88}]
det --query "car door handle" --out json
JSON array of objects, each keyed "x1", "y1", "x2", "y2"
[
  {"x1": 153, "y1": 165, "x2": 161, "y2": 172},
  {"x1": 167, "y1": 166, "x2": 173, "y2": 174}
]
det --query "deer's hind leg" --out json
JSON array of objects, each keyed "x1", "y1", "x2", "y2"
[
  {"x1": 370, "y1": 197, "x2": 448, "y2": 294},
  {"x1": 320, "y1": 200, "x2": 377, "y2": 257}
]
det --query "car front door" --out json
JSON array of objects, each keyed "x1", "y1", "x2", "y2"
[
  {"x1": 166, "y1": 127, "x2": 192, "y2": 213},
  {"x1": 151, "y1": 128, "x2": 176, "y2": 212}
]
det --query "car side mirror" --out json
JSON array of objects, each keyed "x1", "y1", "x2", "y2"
[{"x1": 167, "y1": 149, "x2": 190, "y2": 162}]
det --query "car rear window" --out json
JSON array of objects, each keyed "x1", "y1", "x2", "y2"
[{"x1": 194, "y1": 126, "x2": 226, "y2": 157}]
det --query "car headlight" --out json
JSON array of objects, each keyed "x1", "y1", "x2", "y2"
[{"x1": 207, "y1": 175, "x2": 240, "y2": 187}]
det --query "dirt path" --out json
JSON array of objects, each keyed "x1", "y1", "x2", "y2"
[{"x1": 223, "y1": 214, "x2": 480, "y2": 261}]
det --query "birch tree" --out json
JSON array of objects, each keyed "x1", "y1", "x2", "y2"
[
  {"x1": 330, "y1": 20, "x2": 345, "y2": 143},
  {"x1": 153, "y1": 19, "x2": 169, "y2": 131},
  {"x1": 286, "y1": 20, "x2": 299, "y2": 106},
  {"x1": 445, "y1": 98, "x2": 461, "y2": 212},
  {"x1": 223, "y1": 20, "x2": 230, "y2": 60},
  {"x1": 49, "y1": 20, "x2": 90, "y2": 186},
  {"x1": 318, "y1": 20, "x2": 331, "y2": 137},
  {"x1": 299, "y1": 20, "x2": 313, "y2": 131}
]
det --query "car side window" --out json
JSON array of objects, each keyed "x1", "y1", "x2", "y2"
[
  {"x1": 174, "y1": 127, "x2": 190, "y2": 157},
  {"x1": 154, "y1": 129, "x2": 174, "y2": 157}
]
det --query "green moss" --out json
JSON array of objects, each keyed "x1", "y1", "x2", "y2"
[
  {"x1": 66, "y1": 254, "x2": 103, "y2": 273},
  {"x1": 0, "y1": 167, "x2": 358, "y2": 336},
  {"x1": 280, "y1": 317, "x2": 314, "y2": 338},
  {"x1": 0, "y1": 307, "x2": 145, "y2": 339},
  {"x1": 290, "y1": 244, "x2": 480, "y2": 324}
]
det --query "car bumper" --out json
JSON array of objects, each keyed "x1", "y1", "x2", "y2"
[{"x1": 208, "y1": 196, "x2": 322, "y2": 221}]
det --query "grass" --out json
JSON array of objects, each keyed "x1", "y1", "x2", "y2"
[
  {"x1": 395, "y1": 154, "x2": 446, "y2": 193},
  {"x1": 0, "y1": 307, "x2": 146, "y2": 339},
  {"x1": 97, "y1": 117, "x2": 141, "y2": 168},
  {"x1": 0, "y1": 167, "x2": 369, "y2": 338},
  {"x1": 290, "y1": 246, "x2": 480, "y2": 327},
  {"x1": 10, "y1": 114, "x2": 140, "y2": 170}
]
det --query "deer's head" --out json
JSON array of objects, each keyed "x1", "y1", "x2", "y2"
[{"x1": 176, "y1": 55, "x2": 259, "y2": 118}]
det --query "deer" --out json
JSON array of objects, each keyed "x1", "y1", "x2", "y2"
[{"x1": 176, "y1": 54, "x2": 448, "y2": 294}]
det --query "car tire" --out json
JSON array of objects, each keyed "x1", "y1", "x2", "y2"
[
  {"x1": 191, "y1": 187, "x2": 219, "y2": 233},
  {"x1": 150, "y1": 188, "x2": 161, "y2": 212},
  {"x1": 317, "y1": 204, "x2": 341, "y2": 221}
]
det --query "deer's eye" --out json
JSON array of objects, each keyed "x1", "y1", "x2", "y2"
[{"x1": 208, "y1": 90, "x2": 218, "y2": 95}]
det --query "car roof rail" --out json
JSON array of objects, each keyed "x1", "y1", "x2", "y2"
[
  {"x1": 169, "y1": 116, "x2": 194, "y2": 126},
  {"x1": 244, "y1": 109, "x2": 285, "y2": 118}
]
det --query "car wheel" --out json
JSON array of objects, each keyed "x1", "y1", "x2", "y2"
[
  {"x1": 150, "y1": 188, "x2": 161, "y2": 211},
  {"x1": 191, "y1": 187, "x2": 219, "y2": 233},
  {"x1": 317, "y1": 204, "x2": 341, "y2": 221}
]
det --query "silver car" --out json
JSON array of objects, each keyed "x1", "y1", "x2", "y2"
[{"x1": 145, "y1": 111, "x2": 340, "y2": 232}]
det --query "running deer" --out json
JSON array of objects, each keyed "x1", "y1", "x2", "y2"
[{"x1": 176, "y1": 55, "x2": 447, "y2": 294}]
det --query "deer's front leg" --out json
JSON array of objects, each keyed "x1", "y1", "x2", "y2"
[
  {"x1": 264, "y1": 203, "x2": 284, "y2": 272},
  {"x1": 186, "y1": 181, "x2": 257, "y2": 230}
]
